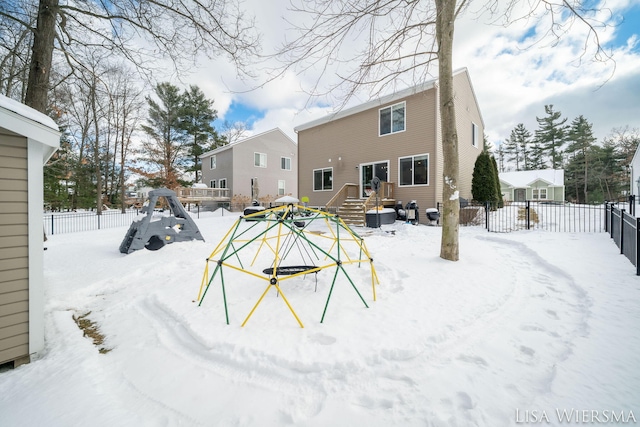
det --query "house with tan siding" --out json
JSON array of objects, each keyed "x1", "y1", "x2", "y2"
[
  {"x1": 0, "y1": 95, "x2": 60, "y2": 368},
  {"x1": 294, "y1": 68, "x2": 484, "y2": 225},
  {"x1": 200, "y1": 128, "x2": 298, "y2": 210}
]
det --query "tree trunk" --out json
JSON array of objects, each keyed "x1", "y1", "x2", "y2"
[
  {"x1": 90, "y1": 79, "x2": 103, "y2": 214},
  {"x1": 436, "y1": 0, "x2": 460, "y2": 261},
  {"x1": 583, "y1": 151, "x2": 588, "y2": 203},
  {"x1": 25, "y1": 0, "x2": 59, "y2": 112}
]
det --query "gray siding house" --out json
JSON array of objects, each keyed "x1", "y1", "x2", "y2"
[
  {"x1": 200, "y1": 128, "x2": 298, "y2": 209},
  {"x1": 1, "y1": 95, "x2": 60, "y2": 367},
  {"x1": 294, "y1": 68, "x2": 484, "y2": 223}
]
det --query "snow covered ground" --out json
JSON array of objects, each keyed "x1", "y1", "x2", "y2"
[{"x1": 1, "y1": 210, "x2": 639, "y2": 426}]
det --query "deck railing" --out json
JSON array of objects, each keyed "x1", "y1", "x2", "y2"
[
  {"x1": 176, "y1": 187, "x2": 230, "y2": 201},
  {"x1": 325, "y1": 183, "x2": 360, "y2": 214}
]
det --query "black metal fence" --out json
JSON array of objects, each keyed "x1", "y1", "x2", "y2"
[
  {"x1": 605, "y1": 202, "x2": 640, "y2": 275},
  {"x1": 486, "y1": 201, "x2": 606, "y2": 233},
  {"x1": 43, "y1": 209, "x2": 141, "y2": 235},
  {"x1": 439, "y1": 200, "x2": 607, "y2": 233}
]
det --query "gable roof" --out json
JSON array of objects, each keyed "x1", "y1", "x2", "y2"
[
  {"x1": 499, "y1": 169, "x2": 565, "y2": 187},
  {"x1": 294, "y1": 67, "x2": 482, "y2": 132},
  {"x1": 0, "y1": 94, "x2": 61, "y2": 163},
  {"x1": 201, "y1": 127, "x2": 295, "y2": 158}
]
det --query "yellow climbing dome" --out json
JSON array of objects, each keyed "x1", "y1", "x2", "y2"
[{"x1": 196, "y1": 204, "x2": 379, "y2": 327}]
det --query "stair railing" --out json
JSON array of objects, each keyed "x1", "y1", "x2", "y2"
[{"x1": 325, "y1": 183, "x2": 359, "y2": 214}]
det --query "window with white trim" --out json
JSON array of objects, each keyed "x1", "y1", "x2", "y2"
[
  {"x1": 278, "y1": 180, "x2": 286, "y2": 196},
  {"x1": 210, "y1": 180, "x2": 217, "y2": 188},
  {"x1": 532, "y1": 188, "x2": 547, "y2": 200},
  {"x1": 219, "y1": 178, "x2": 227, "y2": 188},
  {"x1": 399, "y1": 154, "x2": 429, "y2": 186},
  {"x1": 313, "y1": 168, "x2": 333, "y2": 191},
  {"x1": 281, "y1": 157, "x2": 291, "y2": 171},
  {"x1": 379, "y1": 102, "x2": 406, "y2": 136},
  {"x1": 254, "y1": 152, "x2": 267, "y2": 168},
  {"x1": 472, "y1": 122, "x2": 479, "y2": 148},
  {"x1": 210, "y1": 155, "x2": 216, "y2": 169}
]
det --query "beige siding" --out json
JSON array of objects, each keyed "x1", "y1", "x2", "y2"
[
  {"x1": 299, "y1": 89, "x2": 439, "y2": 210},
  {"x1": 453, "y1": 71, "x2": 484, "y2": 202},
  {"x1": 0, "y1": 134, "x2": 29, "y2": 365}
]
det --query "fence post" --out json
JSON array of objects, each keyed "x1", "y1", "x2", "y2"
[
  {"x1": 636, "y1": 217, "x2": 640, "y2": 276},
  {"x1": 604, "y1": 202, "x2": 609, "y2": 233},
  {"x1": 620, "y1": 208, "x2": 625, "y2": 255},
  {"x1": 526, "y1": 200, "x2": 530, "y2": 230},
  {"x1": 609, "y1": 204, "x2": 615, "y2": 238},
  {"x1": 51, "y1": 214, "x2": 54, "y2": 235},
  {"x1": 485, "y1": 201, "x2": 489, "y2": 231}
]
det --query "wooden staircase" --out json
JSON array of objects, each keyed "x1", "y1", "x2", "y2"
[
  {"x1": 337, "y1": 198, "x2": 367, "y2": 227},
  {"x1": 325, "y1": 182, "x2": 396, "y2": 228}
]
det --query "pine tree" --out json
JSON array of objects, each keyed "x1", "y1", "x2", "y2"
[
  {"x1": 503, "y1": 123, "x2": 533, "y2": 171},
  {"x1": 566, "y1": 115, "x2": 596, "y2": 202},
  {"x1": 180, "y1": 85, "x2": 224, "y2": 184},
  {"x1": 491, "y1": 155, "x2": 503, "y2": 207},
  {"x1": 502, "y1": 129, "x2": 521, "y2": 170},
  {"x1": 535, "y1": 105, "x2": 568, "y2": 169},
  {"x1": 496, "y1": 144, "x2": 506, "y2": 173},
  {"x1": 138, "y1": 82, "x2": 188, "y2": 189}
]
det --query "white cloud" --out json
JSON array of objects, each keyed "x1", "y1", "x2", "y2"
[{"x1": 176, "y1": 0, "x2": 640, "y2": 144}]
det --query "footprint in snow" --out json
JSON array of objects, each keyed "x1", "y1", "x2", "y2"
[{"x1": 309, "y1": 333, "x2": 336, "y2": 345}]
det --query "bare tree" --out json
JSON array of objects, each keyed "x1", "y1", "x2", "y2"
[
  {"x1": 0, "y1": 10, "x2": 33, "y2": 100},
  {"x1": 103, "y1": 66, "x2": 144, "y2": 213},
  {"x1": 0, "y1": 0, "x2": 260, "y2": 112},
  {"x1": 220, "y1": 120, "x2": 249, "y2": 144},
  {"x1": 274, "y1": 0, "x2": 613, "y2": 261}
]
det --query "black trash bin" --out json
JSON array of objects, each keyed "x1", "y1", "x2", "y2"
[{"x1": 426, "y1": 208, "x2": 440, "y2": 225}]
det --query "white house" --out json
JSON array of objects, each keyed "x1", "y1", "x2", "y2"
[
  {"x1": 499, "y1": 169, "x2": 565, "y2": 202},
  {"x1": 630, "y1": 146, "x2": 640, "y2": 198},
  {"x1": 0, "y1": 95, "x2": 60, "y2": 368}
]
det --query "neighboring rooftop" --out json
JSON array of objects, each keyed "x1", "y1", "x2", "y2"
[
  {"x1": 201, "y1": 127, "x2": 294, "y2": 158},
  {"x1": 294, "y1": 67, "x2": 479, "y2": 132},
  {"x1": 0, "y1": 94, "x2": 59, "y2": 131},
  {"x1": 499, "y1": 169, "x2": 565, "y2": 187}
]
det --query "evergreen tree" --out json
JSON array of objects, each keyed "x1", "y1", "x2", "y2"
[
  {"x1": 565, "y1": 115, "x2": 596, "y2": 202},
  {"x1": 535, "y1": 105, "x2": 568, "y2": 169},
  {"x1": 503, "y1": 123, "x2": 534, "y2": 171},
  {"x1": 471, "y1": 152, "x2": 497, "y2": 205},
  {"x1": 502, "y1": 128, "x2": 522, "y2": 170},
  {"x1": 491, "y1": 155, "x2": 503, "y2": 207},
  {"x1": 528, "y1": 139, "x2": 546, "y2": 170},
  {"x1": 44, "y1": 131, "x2": 74, "y2": 211},
  {"x1": 138, "y1": 82, "x2": 188, "y2": 189},
  {"x1": 180, "y1": 85, "x2": 225, "y2": 184},
  {"x1": 496, "y1": 143, "x2": 506, "y2": 173}
]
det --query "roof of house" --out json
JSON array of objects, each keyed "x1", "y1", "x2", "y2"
[
  {"x1": 499, "y1": 169, "x2": 565, "y2": 187},
  {"x1": 294, "y1": 67, "x2": 480, "y2": 132},
  {"x1": 0, "y1": 94, "x2": 61, "y2": 163},
  {"x1": 0, "y1": 94, "x2": 59, "y2": 130},
  {"x1": 201, "y1": 127, "x2": 295, "y2": 158}
]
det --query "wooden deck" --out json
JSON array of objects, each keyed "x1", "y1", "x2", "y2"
[{"x1": 176, "y1": 187, "x2": 231, "y2": 204}]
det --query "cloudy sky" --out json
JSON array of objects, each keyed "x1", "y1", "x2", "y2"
[{"x1": 185, "y1": 0, "x2": 640, "y2": 145}]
